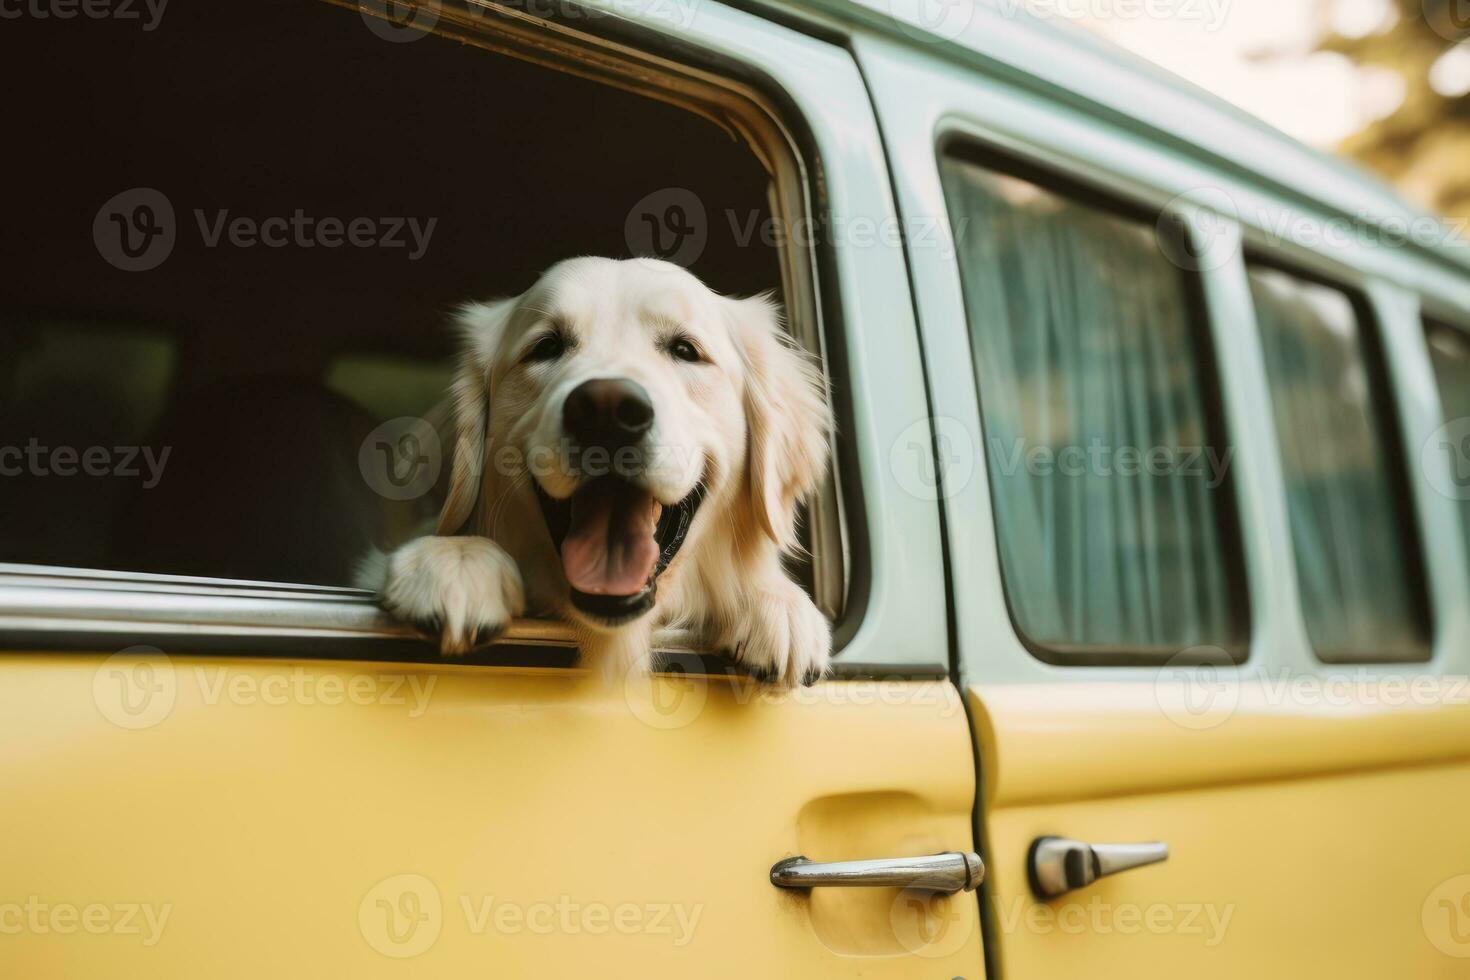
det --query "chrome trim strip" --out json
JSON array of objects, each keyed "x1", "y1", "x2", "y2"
[
  {"x1": 0, "y1": 563, "x2": 576, "y2": 648},
  {"x1": 0, "y1": 564, "x2": 948, "y2": 677}
]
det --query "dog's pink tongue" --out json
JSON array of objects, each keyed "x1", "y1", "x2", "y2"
[{"x1": 561, "y1": 479, "x2": 661, "y2": 596}]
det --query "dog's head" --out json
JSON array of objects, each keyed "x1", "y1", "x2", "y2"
[{"x1": 438, "y1": 257, "x2": 831, "y2": 629}]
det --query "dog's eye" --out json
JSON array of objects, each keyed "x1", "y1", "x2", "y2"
[
  {"x1": 667, "y1": 337, "x2": 703, "y2": 363},
  {"x1": 524, "y1": 333, "x2": 566, "y2": 363}
]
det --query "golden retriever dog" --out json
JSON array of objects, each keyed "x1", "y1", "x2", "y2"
[{"x1": 369, "y1": 257, "x2": 833, "y2": 686}]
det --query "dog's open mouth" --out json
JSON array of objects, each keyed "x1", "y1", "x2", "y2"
[{"x1": 535, "y1": 476, "x2": 705, "y2": 623}]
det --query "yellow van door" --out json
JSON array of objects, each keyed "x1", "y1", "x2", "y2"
[
  {"x1": 0, "y1": 4, "x2": 989, "y2": 979},
  {"x1": 970, "y1": 678, "x2": 1470, "y2": 979},
  {"x1": 0, "y1": 650, "x2": 982, "y2": 978},
  {"x1": 858, "y1": 24, "x2": 1470, "y2": 978}
]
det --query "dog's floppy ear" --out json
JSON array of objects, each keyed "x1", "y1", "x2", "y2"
[
  {"x1": 729, "y1": 294, "x2": 833, "y2": 550},
  {"x1": 437, "y1": 298, "x2": 516, "y2": 536}
]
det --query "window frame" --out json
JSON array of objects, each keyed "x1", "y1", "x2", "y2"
[
  {"x1": 0, "y1": 0, "x2": 889, "y2": 673},
  {"x1": 1243, "y1": 253, "x2": 1435, "y2": 664},
  {"x1": 1421, "y1": 309, "x2": 1470, "y2": 598},
  {"x1": 937, "y1": 138, "x2": 1253, "y2": 667}
]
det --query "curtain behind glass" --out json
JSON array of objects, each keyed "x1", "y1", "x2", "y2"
[
  {"x1": 1247, "y1": 267, "x2": 1426, "y2": 661},
  {"x1": 941, "y1": 158, "x2": 1237, "y2": 655}
]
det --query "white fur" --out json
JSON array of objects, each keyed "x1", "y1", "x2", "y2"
[
  {"x1": 374, "y1": 257, "x2": 833, "y2": 686},
  {"x1": 380, "y1": 537, "x2": 525, "y2": 656}
]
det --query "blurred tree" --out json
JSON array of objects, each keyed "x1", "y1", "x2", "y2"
[{"x1": 1319, "y1": 0, "x2": 1470, "y2": 223}]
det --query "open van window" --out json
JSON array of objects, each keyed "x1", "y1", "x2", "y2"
[{"x1": 0, "y1": 0, "x2": 851, "y2": 645}]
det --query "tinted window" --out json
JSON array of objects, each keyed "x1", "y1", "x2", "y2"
[
  {"x1": 941, "y1": 156, "x2": 1246, "y2": 661},
  {"x1": 1248, "y1": 266, "x2": 1429, "y2": 662}
]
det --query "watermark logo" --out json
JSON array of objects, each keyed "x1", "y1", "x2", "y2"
[
  {"x1": 622, "y1": 669, "x2": 962, "y2": 730},
  {"x1": 1423, "y1": 874, "x2": 1470, "y2": 957},
  {"x1": 95, "y1": 188, "x2": 439, "y2": 271},
  {"x1": 1156, "y1": 186, "x2": 1240, "y2": 273},
  {"x1": 996, "y1": 895, "x2": 1234, "y2": 945},
  {"x1": 359, "y1": 0, "x2": 439, "y2": 41},
  {"x1": 994, "y1": 0, "x2": 1231, "y2": 30},
  {"x1": 93, "y1": 647, "x2": 177, "y2": 730},
  {"x1": 360, "y1": 416, "x2": 443, "y2": 501},
  {"x1": 987, "y1": 436, "x2": 1233, "y2": 487},
  {"x1": 0, "y1": 898, "x2": 173, "y2": 946},
  {"x1": 889, "y1": 885, "x2": 972, "y2": 958},
  {"x1": 1153, "y1": 646, "x2": 1240, "y2": 731},
  {"x1": 0, "y1": 0, "x2": 169, "y2": 31},
  {"x1": 1158, "y1": 185, "x2": 1470, "y2": 268},
  {"x1": 94, "y1": 188, "x2": 176, "y2": 272},
  {"x1": 194, "y1": 209, "x2": 437, "y2": 259},
  {"x1": 1424, "y1": 0, "x2": 1470, "y2": 41},
  {"x1": 890, "y1": 416, "x2": 976, "y2": 501},
  {"x1": 458, "y1": 895, "x2": 702, "y2": 944},
  {"x1": 493, "y1": 437, "x2": 705, "y2": 491},
  {"x1": 360, "y1": 874, "x2": 443, "y2": 958},
  {"x1": 93, "y1": 655, "x2": 439, "y2": 730},
  {"x1": 1421, "y1": 416, "x2": 1470, "y2": 501},
  {"x1": 0, "y1": 440, "x2": 171, "y2": 487},
  {"x1": 623, "y1": 670, "x2": 709, "y2": 730},
  {"x1": 467, "y1": 0, "x2": 701, "y2": 28},
  {"x1": 889, "y1": 0, "x2": 973, "y2": 42},
  {"x1": 624, "y1": 187, "x2": 708, "y2": 268},
  {"x1": 358, "y1": 874, "x2": 702, "y2": 953},
  {"x1": 724, "y1": 209, "x2": 957, "y2": 256},
  {"x1": 1155, "y1": 659, "x2": 1469, "y2": 731}
]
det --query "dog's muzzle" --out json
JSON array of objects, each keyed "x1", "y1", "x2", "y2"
[
  {"x1": 537, "y1": 376, "x2": 704, "y2": 625},
  {"x1": 535, "y1": 478, "x2": 705, "y2": 624}
]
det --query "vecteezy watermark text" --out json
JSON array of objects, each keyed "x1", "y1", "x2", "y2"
[
  {"x1": 94, "y1": 188, "x2": 439, "y2": 272},
  {"x1": 988, "y1": 437, "x2": 1235, "y2": 488},
  {"x1": 995, "y1": 0, "x2": 1230, "y2": 30},
  {"x1": 996, "y1": 895, "x2": 1234, "y2": 946},
  {"x1": 459, "y1": 895, "x2": 702, "y2": 945},
  {"x1": 94, "y1": 649, "x2": 439, "y2": 730},
  {"x1": 0, "y1": 440, "x2": 169, "y2": 488},
  {"x1": 359, "y1": 0, "x2": 698, "y2": 44},
  {"x1": 194, "y1": 209, "x2": 436, "y2": 260},
  {"x1": 0, "y1": 0, "x2": 168, "y2": 30},
  {"x1": 358, "y1": 874, "x2": 703, "y2": 958},
  {"x1": 0, "y1": 897, "x2": 172, "y2": 946}
]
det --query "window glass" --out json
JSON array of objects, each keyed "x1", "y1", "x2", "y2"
[
  {"x1": 1247, "y1": 266, "x2": 1429, "y2": 661},
  {"x1": 941, "y1": 156, "x2": 1245, "y2": 659},
  {"x1": 0, "y1": 323, "x2": 177, "y2": 570},
  {"x1": 1425, "y1": 319, "x2": 1470, "y2": 575}
]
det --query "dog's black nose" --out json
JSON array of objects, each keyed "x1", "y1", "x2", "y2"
[{"x1": 563, "y1": 378, "x2": 655, "y2": 451}]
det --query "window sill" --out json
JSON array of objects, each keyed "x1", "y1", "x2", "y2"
[{"x1": 0, "y1": 563, "x2": 942, "y2": 679}]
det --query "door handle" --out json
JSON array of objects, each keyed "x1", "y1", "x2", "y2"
[
  {"x1": 1028, "y1": 837, "x2": 1168, "y2": 898},
  {"x1": 770, "y1": 851, "x2": 984, "y2": 894}
]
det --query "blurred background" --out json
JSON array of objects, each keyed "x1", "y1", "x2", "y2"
[{"x1": 1075, "y1": 0, "x2": 1470, "y2": 222}]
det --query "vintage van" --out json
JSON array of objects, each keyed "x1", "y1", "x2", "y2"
[{"x1": 2, "y1": 0, "x2": 1469, "y2": 976}]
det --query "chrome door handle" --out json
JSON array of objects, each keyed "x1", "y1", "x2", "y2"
[
  {"x1": 1029, "y1": 837, "x2": 1168, "y2": 898},
  {"x1": 770, "y1": 851, "x2": 984, "y2": 894}
]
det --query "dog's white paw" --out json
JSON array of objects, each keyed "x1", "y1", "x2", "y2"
[
  {"x1": 381, "y1": 536, "x2": 525, "y2": 655},
  {"x1": 730, "y1": 584, "x2": 832, "y2": 687}
]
